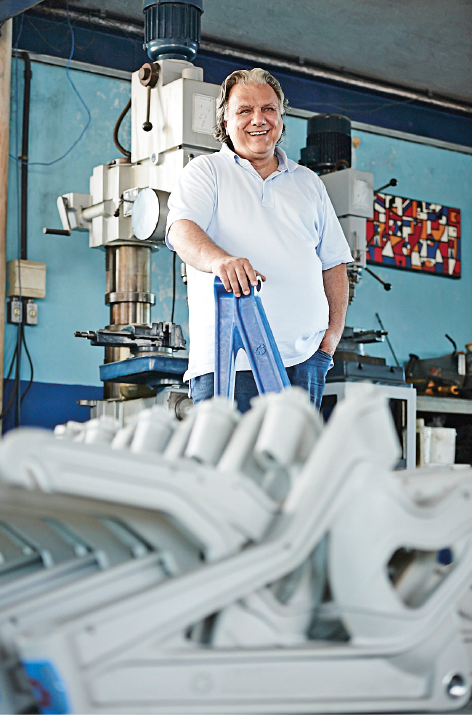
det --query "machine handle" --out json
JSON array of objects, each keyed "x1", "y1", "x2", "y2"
[
  {"x1": 43, "y1": 227, "x2": 71, "y2": 236},
  {"x1": 143, "y1": 86, "x2": 153, "y2": 132},
  {"x1": 374, "y1": 178, "x2": 397, "y2": 193},
  {"x1": 364, "y1": 266, "x2": 391, "y2": 291},
  {"x1": 43, "y1": 196, "x2": 72, "y2": 235}
]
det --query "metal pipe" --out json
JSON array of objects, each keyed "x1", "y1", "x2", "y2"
[
  {"x1": 113, "y1": 98, "x2": 131, "y2": 158},
  {"x1": 32, "y1": 4, "x2": 472, "y2": 117},
  {"x1": 15, "y1": 51, "x2": 472, "y2": 156},
  {"x1": 20, "y1": 51, "x2": 32, "y2": 260},
  {"x1": 105, "y1": 244, "x2": 154, "y2": 324},
  {"x1": 81, "y1": 200, "x2": 113, "y2": 222},
  {"x1": 0, "y1": 20, "x2": 13, "y2": 425},
  {"x1": 104, "y1": 244, "x2": 155, "y2": 399}
]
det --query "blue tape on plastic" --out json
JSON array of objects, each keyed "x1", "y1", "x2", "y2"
[{"x1": 22, "y1": 660, "x2": 71, "y2": 714}]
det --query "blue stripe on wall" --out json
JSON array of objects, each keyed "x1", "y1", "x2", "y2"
[
  {"x1": 196, "y1": 53, "x2": 472, "y2": 149},
  {"x1": 17, "y1": 11, "x2": 472, "y2": 148},
  {"x1": 2, "y1": 380, "x2": 103, "y2": 433},
  {"x1": 15, "y1": 11, "x2": 149, "y2": 73}
]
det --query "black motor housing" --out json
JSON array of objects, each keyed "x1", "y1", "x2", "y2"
[
  {"x1": 143, "y1": 0, "x2": 203, "y2": 62},
  {"x1": 300, "y1": 113, "x2": 351, "y2": 175}
]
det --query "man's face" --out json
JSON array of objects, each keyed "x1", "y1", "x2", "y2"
[{"x1": 224, "y1": 83, "x2": 283, "y2": 162}]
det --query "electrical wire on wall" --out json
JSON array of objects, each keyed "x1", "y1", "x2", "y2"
[
  {"x1": 4, "y1": 0, "x2": 91, "y2": 427},
  {"x1": 0, "y1": 321, "x2": 34, "y2": 424},
  {"x1": 9, "y1": 0, "x2": 92, "y2": 169}
]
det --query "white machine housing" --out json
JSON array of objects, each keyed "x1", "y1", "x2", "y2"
[
  {"x1": 54, "y1": 60, "x2": 220, "y2": 249},
  {"x1": 321, "y1": 168, "x2": 374, "y2": 269}
]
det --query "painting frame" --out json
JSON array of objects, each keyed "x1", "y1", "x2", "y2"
[{"x1": 366, "y1": 192, "x2": 461, "y2": 279}]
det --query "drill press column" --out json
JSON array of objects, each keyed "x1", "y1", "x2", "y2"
[{"x1": 104, "y1": 244, "x2": 155, "y2": 398}]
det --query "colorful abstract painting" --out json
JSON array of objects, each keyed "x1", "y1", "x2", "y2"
[{"x1": 366, "y1": 193, "x2": 461, "y2": 278}]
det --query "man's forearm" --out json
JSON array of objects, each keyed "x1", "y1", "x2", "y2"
[
  {"x1": 319, "y1": 263, "x2": 349, "y2": 355},
  {"x1": 168, "y1": 219, "x2": 229, "y2": 273},
  {"x1": 168, "y1": 219, "x2": 266, "y2": 297}
]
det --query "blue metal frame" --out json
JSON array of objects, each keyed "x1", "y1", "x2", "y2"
[
  {"x1": 214, "y1": 277, "x2": 290, "y2": 399},
  {"x1": 99, "y1": 355, "x2": 187, "y2": 387}
]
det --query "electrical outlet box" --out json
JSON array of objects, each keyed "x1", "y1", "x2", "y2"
[
  {"x1": 7, "y1": 298, "x2": 22, "y2": 324},
  {"x1": 25, "y1": 300, "x2": 38, "y2": 326},
  {"x1": 6, "y1": 260, "x2": 46, "y2": 299}
]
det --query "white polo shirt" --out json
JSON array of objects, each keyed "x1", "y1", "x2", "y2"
[{"x1": 166, "y1": 143, "x2": 352, "y2": 382}]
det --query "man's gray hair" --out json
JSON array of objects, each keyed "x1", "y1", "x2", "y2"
[{"x1": 214, "y1": 68, "x2": 288, "y2": 147}]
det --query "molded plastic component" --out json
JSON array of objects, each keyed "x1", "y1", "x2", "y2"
[
  {"x1": 214, "y1": 277, "x2": 290, "y2": 400},
  {"x1": 130, "y1": 405, "x2": 176, "y2": 454},
  {"x1": 99, "y1": 354, "x2": 188, "y2": 387},
  {"x1": 185, "y1": 397, "x2": 239, "y2": 465}
]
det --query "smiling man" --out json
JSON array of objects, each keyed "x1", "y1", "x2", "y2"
[{"x1": 166, "y1": 68, "x2": 352, "y2": 412}]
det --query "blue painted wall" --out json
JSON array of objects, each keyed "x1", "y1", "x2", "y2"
[
  {"x1": 7, "y1": 59, "x2": 120, "y2": 388},
  {"x1": 349, "y1": 131, "x2": 472, "y2": 364},
  {"x1": 6, "y1": 58, "x2": 188, "y2": 389},
  {"x1": 281, "y1": 115, "x2": 472, "y2": 364},
  {"x1": 19, "y1": 11, "x2": 472, "y2": 148},
  {"x1": 5, "y1": 12, "x2": 472, "y2": 430}
]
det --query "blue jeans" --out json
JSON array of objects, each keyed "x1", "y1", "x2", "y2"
[{"x1": 190, "y1": 349, "x2": 333, "y2": 414}]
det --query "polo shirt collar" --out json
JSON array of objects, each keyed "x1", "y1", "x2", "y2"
[{"x1": 219, "y1": 142, "x2": 298, "y2": 173}]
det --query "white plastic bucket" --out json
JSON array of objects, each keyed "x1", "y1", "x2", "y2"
[{"x1": 429, "y1": 427, "x2": 456, "y2": 466}]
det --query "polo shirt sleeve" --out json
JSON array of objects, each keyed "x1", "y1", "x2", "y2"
[
  {"x1": 316, "y1": 181, "x2": 354, "y2": 271},
  {"x1": 165, "y1": 156, "x2": 216, "y2": 250}
]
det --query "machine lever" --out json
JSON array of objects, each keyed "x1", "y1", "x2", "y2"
[
  {"x1": 143, "y1": 86, "x2": 153, "y2": 132},
  {"x1": 43, "y1": 196, "x2": 72, "y2": 236},
  {"x1": 376, "y1": 312, "x2": 400, "y2": 367},
  {"x1": 43, "y1": 228, "x2": 72, "y2": 236},
  {"x1": 374, "y1": 178, "x2": 397, "y2": 193},
  {"x1": 364, "y1": 266, "x2": 391, "y2": 291}
]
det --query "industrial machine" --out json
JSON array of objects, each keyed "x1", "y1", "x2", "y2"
[
  {"x1": 0, "y1": 385, "x2": 472, "y2": 712},
  {"x1": 299, "y1": 113, "x2": 374, "y2": 302},
  {"x1": 406, "y1": 335, "x2": 468, "y2": 397},
  {"x1": 299, "y1": 112, "x2": 398, "y2": 302},
  {"x1": 299, "y1": 117, "x2": 416, "y2": 462},
  {"x1": 321, "y1": 326, "x2": 416, "y2": 468},
  {"x1": 330, "y1": 325, "x2": 403, "y2": 383},
  {"x1": 43, "y1": 0, "x2": 219, "y2": 418},
  {"x1": 41, "y1": 0, "x2": 390, "y2": 420}
]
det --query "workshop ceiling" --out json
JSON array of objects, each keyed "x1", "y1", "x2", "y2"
[{"x1": 61, "y1": 0, "x2": 472, "y2": 104}]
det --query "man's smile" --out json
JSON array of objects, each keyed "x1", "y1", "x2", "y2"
[{"x1": 224, "y1": 83, "x2": 283, "y2": 162}]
